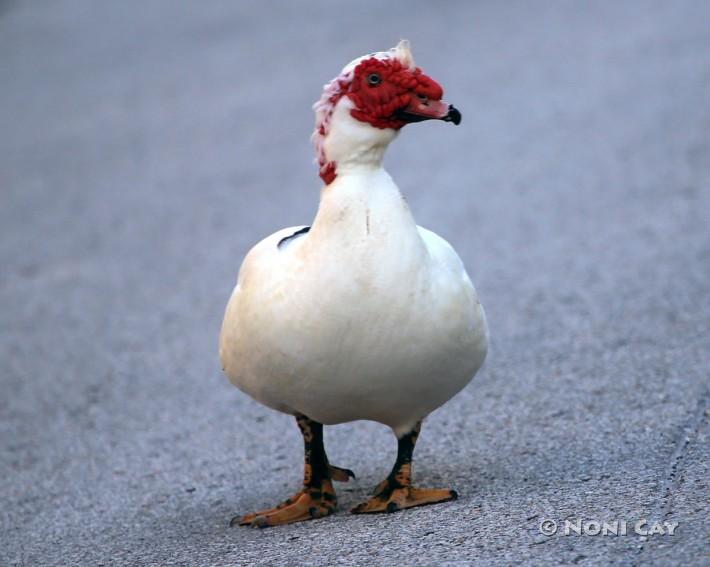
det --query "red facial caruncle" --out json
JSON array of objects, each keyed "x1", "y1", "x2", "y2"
[
  {"x1": 348, "y1": 57, "x2": 444, "y2": 130},
  {"x1": 312, "y1": 43, "x2": 461, "y2": 185}
]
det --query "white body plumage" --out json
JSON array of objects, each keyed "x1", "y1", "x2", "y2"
[{"x1": 220, "y1": 47, "x2": 488, "y2": 438}]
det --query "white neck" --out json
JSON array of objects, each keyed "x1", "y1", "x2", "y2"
[
  {"x1": 322, "y1": 98, "x2": 398, "y2": 173},
  {"x1": 306, "y1": 163, "x2": 425, "y2": 262},
  {"x1": 303, "y1": 97, "x2": 427, "y2": 266}
]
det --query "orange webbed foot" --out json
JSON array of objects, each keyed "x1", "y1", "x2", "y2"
[
  {"x1": 351, "y1": 485, "x2": 457, "y2": 514},
  {"x1": 232, "y1": 480, "x2": 337, "y2": 528}
]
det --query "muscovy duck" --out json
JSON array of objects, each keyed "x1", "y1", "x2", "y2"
[{"x1": 220, "y1": 40, "x2": 488, "y2": 527}]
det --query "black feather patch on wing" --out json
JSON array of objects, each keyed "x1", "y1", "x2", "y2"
[{"x1": 277, "y1": 226, "x2": 311, "y2": 249}]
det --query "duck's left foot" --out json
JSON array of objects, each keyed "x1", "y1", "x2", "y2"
[
  {"x1": 351, "y1": 486, "x2": 457, "y2": 514},
  {"x1": 351, "y1": 420, "x2": 457, "y2": 514}
]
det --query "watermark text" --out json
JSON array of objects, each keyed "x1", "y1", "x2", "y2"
[{"x1": 538, "y1": 518, "x2": 679, "y2": 537}]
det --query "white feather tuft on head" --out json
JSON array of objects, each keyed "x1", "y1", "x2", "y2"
[{"x1": 391, "y1": 39, "x2": 415, "y2": 71}]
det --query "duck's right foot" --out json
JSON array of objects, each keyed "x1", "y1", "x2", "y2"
[
  {"x1": 231, "y1": 414, "x2": 352, "y2": 528},
  {"x1": 232, "y1": 480, "x2": 337, "y2": 528}
]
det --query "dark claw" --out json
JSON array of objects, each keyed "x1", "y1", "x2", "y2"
[
  {"x1": 449, "y1": 489, "x2": 458, "y2": 501},
  {"x1": 329, "y1": 465, "x2": 356, "y2": 482},
  {"x1": 386, "y1": 502, "x2": 399, "y2": 513}
]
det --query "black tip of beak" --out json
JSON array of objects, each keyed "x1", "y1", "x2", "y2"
[{"x1": 443, "y1": 104, "x2": 462, "y2": 125}]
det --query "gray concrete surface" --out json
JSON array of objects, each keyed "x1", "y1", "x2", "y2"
[{"x1": 1, "y1": 1, "x2": 709, "y2": 565}]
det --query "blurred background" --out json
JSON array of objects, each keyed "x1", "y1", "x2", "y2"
[{"x1": 1, "y1": 1, "x2": 708, "y2": 565}]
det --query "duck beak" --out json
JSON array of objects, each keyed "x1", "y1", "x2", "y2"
[{"x1": 394, "y1": 98, "x2": 462, "y2": 125}]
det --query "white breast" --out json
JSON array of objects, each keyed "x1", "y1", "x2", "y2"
[{"x1": 219, "y1": 169, "x2": 487, "y2": 436}]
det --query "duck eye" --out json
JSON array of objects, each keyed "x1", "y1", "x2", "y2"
[{"x1": 367, "y1": 73, "x2": 381, "y2": 86}]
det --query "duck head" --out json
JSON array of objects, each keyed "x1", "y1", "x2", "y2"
[{"x1": 313, "y1": 40, "x2": 461, "y2": 185}]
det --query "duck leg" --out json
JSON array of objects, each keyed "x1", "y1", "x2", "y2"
[
  {"x1": 232, "y1": 414, "x2": 354, "y2": 528},
  {"x1": 351, "y1": 421, "x2": 457, "y2": 514}
]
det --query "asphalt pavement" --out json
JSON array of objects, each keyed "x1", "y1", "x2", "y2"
[{"x1": 1, "y1": 1, "x2": 708, "y2": 565}]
